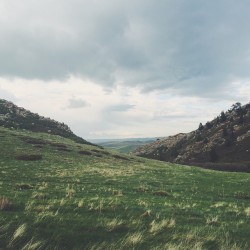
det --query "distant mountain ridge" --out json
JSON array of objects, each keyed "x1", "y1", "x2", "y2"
[
  {"x1": 133, "y1": 102, "x2": 250, "y2": 172},
  {"x1": 93, "y1": 138, "x2": 156, "y2": 154},
  {"x1": 0, "y1": 99, "x2": 92, "y2": 145}
]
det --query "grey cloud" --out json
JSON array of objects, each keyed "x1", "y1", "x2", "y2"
[
  {"x1": 1, "y1": 0, "x2": 250, "y2": 98},
  {"x1": 108, "y1": 104, "x2": 135, "y2": 112},
  {"x1": 67, "y1": 98, "x2": 89, "y2": 109}
]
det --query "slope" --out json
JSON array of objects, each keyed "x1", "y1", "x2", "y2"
[
  {"x1": 0, "y1": 126, "x2": 250, "y2": 249},
  {"x1": 134, "y1": 102, "x2": 250, "y2": 172},
  {"x1": 0, "y1": 99, "x2": 92, "y2": 145}
]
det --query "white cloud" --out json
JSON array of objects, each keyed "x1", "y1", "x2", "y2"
[{"x1": 1, "y1": 76, "x2": 248, "y2": 139}]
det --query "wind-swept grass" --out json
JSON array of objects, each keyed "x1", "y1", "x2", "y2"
[{"x1": 0, "y1": 126, "x2": 250, "y2": 249}]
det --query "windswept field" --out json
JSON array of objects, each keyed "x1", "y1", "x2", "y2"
[{"x1": 0, "y1": 127, "x2": 250, "y2": 249}]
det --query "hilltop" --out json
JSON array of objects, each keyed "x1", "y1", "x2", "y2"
[
  {"x1": 133, "y1": 102, "x2": 250, "y2": 172},
  {"x1": 0, "y1": 99, "x2": 92, "y2": 145}
]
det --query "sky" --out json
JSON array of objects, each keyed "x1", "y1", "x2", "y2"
[{"x1": 0, "y1": 0, "x2": 249, "y2": 139}]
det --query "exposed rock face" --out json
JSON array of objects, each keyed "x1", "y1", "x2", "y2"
[
  {"x1": 133, "y1": 103, "x2": 250, "y2": 172},
  {"x1": 0, "y1": 99, "x2": 92, "y2": 145}
]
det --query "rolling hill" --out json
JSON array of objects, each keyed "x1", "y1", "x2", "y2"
[
  {"x1": 0, "y1": 100, "x2": 250, "y2": 249},
  {"x1": 0, "y1": 99, "x2": 93, "y2": 146},
  {"x1": 92, "y1": 138, "x2": 156, "y2": 154},
  {"x1": 133, "y1": 102, "x2": 250, "y2": 172}
]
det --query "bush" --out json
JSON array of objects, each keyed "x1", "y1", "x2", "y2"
[
  {"x1": 220, "y1": 112, "x2": 226, "y2": 122},
  {"x1": 205, "y1": 122, "x2": 213, "y2": 129},
  {"x1": 0, "y1": 196, "x2": 14, "y2": 211},
  {"x1": 198, "y1": 123, "x2": 204, "y2": 131}
]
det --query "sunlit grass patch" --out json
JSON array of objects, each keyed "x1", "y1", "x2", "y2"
[
  {"x1": 206, "y1": 216, "x2": 220, "y2": 226},
  {"x1": 32, "y1": 192, "x2": 48, "y2": 200},
  {"x1": 149, "y1": 218, "x2": 176, "y2": 234},
  {"x1": 124, "y1": 232, "x2": 144, "y2": 247},
  {"x1": 211, "y1": 201, "x2": 227, "y2": 208},
  {"x1": 11, "y1": 224, "x2": 27, "y2": 242},
  {"x1": 244, "y1": 207, "x2": 250, "y2": 217},
  {"x1": 104, "y1": 218, "x2": 128, "y2": 232}
]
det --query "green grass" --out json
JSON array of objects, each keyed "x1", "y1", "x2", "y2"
[{"x1": 0, "y1": 127, "x2": 250, "y2": 249}]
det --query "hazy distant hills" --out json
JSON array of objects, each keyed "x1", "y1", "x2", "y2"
[
  {"x1": 91, "y1": 138, "x2": 156, "y2": 153},
  {"x1": 0, "y1": 99, "x2": 92, "y2": 146},
  {"x1": 133, "y1": 102, "x2": 250, "y2": 172}
]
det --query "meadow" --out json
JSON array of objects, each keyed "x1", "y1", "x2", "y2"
[{"x1": 0, "y1": 127, "x2": 249, "y2": 249}]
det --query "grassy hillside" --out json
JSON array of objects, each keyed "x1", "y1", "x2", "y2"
[
  {"x1": 134, "y1": 102, "x2": 250, "y2": 172},
  {"x1": 0, "y1": 127, "x2": 250, "y2": 249},
  {"x1": 0, "y1": 99, "x2": 93, "y2": 146}
]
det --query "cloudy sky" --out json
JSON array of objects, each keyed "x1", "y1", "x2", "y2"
[{"x1": 0, "y1": 0, "x2": 249, "y2": 139}]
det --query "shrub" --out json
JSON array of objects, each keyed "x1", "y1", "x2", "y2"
[
  {"x1": 205, "y1": 122, "x2": 213, "y2": 129},
  {"x1": 0, "y1": 196, "x2": 14, "y2": 211},
  {"x1": 220, "y1": 111, "x2": 226, "y2": 122},
  {"x1": 198, "y1": 123, "x2": 204, "y2": 131}
]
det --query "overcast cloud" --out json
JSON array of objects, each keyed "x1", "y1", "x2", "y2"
[{"x1": 0, "y1": 0, "x2": 249, "y2": 138}]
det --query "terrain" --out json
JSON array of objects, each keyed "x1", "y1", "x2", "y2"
[
  {"x1": 0, "y1": 127, "x2": 250, "y2": 249},
  {"x1": 134, "y1": 103, "x2": 250, "y2": 172},
  {"x1": 91, "y1": 138, "x2": 156, "y2": 154},
  {"x1": 0, "y1": 101, "x2": 250, "y2": 249},
  {"x1": 0, "y1": 99, "x2": 92, "y2": 146}
]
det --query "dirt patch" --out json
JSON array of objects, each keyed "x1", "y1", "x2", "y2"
[
  {"x1": 16, "y1": 154, "x2": 43, "y2": 161},
  {"x1": 56, "y1": 147, "x2": 72, "y2": 152},
  {"x1": 20, "y1": 137, "x2": 47, "y2": 145},
  {"x1": 78, "y1": 150, "x2": 93, "y2": 156},
  {"x1": 152, "y1": 190, "x2": 170, "y2": 197},
  {"x1": 16, "y1": 183, "x2": 34, "y2": 190}
]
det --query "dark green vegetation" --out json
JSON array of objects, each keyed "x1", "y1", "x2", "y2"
[
  {"x1": 134, "y1": 102, "x2": 250, "y2": 172},
  {"x1": 0, "y1": 126, "x2": 250, "y2": 249},
  {"x1": 94, "y1": 139, "x2": 155, "y2": 154},
  {"x1": 0, "y1": 99, "x2": 93, "y2": 146}
]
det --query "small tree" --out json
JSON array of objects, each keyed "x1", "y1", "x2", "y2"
[
  {"x1": 231, "y1": 102, "x2": 241, "y2": 111},
  {"x1": 220, "y1": 111, "x2": 226, "y2": 122},
  {"x1": 206, "y1": 122, "x2": 212, "y2": 129},
  {"x1": 198, "y1": 123, "x2": 204, "y2": 131}
]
